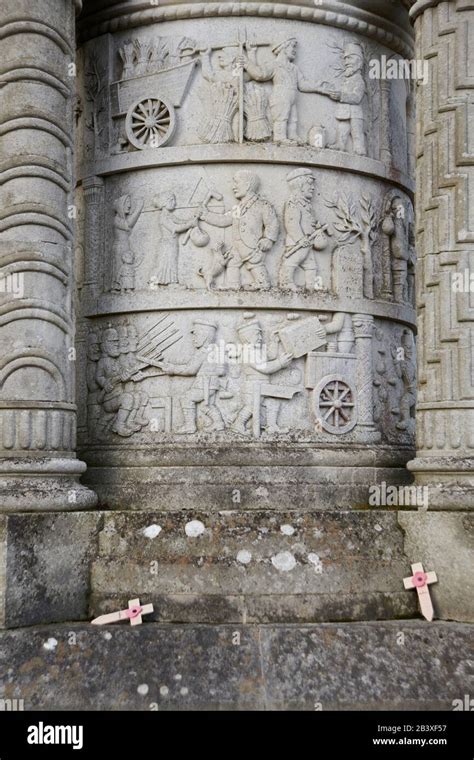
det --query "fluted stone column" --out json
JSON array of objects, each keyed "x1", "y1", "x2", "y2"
[
  {"x1": 0, "y1": 0, "x2": 96, "y2": 509},
  {"x1": 407, "y1": 0, "x2": 474, "y2": 508}
]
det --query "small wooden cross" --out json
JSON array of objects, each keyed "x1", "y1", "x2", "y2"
[
  {"x1": 91, "y1": 598, "x2": 154, "y2": 626},
  {"x1": 403, "y1": 563, "x2": 437, "y2": 621}
]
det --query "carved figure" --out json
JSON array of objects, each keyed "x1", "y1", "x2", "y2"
[
  {"x1": 157, "y1": 319, "x2": 230, "y2": 434},
  {"x1": 198, "y1": 48, "x2": 240, "y2": 143},
  {"x1": 111, "y1": 195, "x2": 143, "y2": 293},
  {"x1": 152, "y1": 193, "x2": 198, "y2": 285},
  {"x1": 280, "y1": 168, "x2": 332, "y2": 291},
  {"x1": 86, "y1": 330, "x2": 103, "y2": 435},
  {"x1": 392, "y1": 329, "x2": 416, "y2": 430},
  {"x1": 244, "y1": 38, "x2": 322, "y2": 144},
  {"x1": 201, "y1": 170, "x2": 279, "y2": 289},
  {"x1": 231, "y1": 316, "x2": 294, "y2": 435},
  {"x1": 318, "y1": 42, "x2": 367, "y2": 156},
  {"x1": 381, "y1": 195, "x2": 416, "y2": 304},
  {"x1": 96, "y1": 325, "x2": 147, "y2": 437}
]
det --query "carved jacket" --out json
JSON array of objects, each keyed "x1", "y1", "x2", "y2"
[
  {"x1": 335, "y1": 73, "x2": 365, "y2": 120},
  {"x1": 284, "y1": 197, "x2": 318, "y2": 246},
  {"x1": 203, "y1": 193, "x2": 279, "y2": 251}
]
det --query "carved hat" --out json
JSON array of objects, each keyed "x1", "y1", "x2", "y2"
[
  {"x1": 191, "y1": 319, "x2": 216, "y2": 331},
  {"x1": 237, "y1": 314, "x2": 261, "y2": 336},
  {"x1": 343, "y1": 42, "x2": 364, "y2": 60},
  {"x1": 286, "y1": 168, "x2": 314, "y2": 184},
  {"x1": 272, "y1": 37, "x2": 297, "y2": 54}
]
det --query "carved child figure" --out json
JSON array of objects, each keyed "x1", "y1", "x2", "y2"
[
  {"x1": 280, "y1": 168, "x2": 331, "y2": 291},
  {"x1": 200, "y1": 170, "x2": 279, "y2": 290}
]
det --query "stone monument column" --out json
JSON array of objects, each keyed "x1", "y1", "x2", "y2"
[
  {"x1": 0, "y1": 0, "x2": 97, "y2": 509},
  {"x1": 407, "y1": 0, "x2": 474, "y2": 508},
  {"x1": 77, "y1": 0, "x2": 418, "y2": 511}
]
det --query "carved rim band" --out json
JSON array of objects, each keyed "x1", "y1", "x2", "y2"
[{"x1": 78, "y1": 1, "x2": 414, "y2": 58}]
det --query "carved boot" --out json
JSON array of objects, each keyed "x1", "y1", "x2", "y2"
[
  {"x1": 112, "y1": 409, "x2": 139, "y2": 437},
  {"x1": 279, "y1": 265, "x2": 297, "y2": 290},
  {"x1": 178, "y1": 407, "x2": 197, "y2": 434},
  {"x1": 203, "y1": 404, "x2": 225, "y2": 432},
  {"x1": 231, "y1": 408, "x2": 251, "y2": 435},
  {"x1": 249, "y1": 265, "x2": 271, "y2": 290}
]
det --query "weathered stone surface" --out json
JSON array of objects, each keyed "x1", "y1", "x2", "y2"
[
  {"x1": 0, "y1": 0, "x2": 96, "y2": 510},
  {"x1": 75, "y1": 0, "x2": 416, "y2": 509},
  {"x1": 0, "y1": 512, "x2": 101, "y2": 629},
  {"x1": 0, "y1": 622, "x2": 472, "y2": 710},
  {"x1": 399, "y1": 512, "x2": 474, "y2": 623},
  {"x1": 90, "y1": 510, "x2": 418, "y2": 623},
  {"x1": 407, "y1": 0, "x2": 474, "y2": 508}
]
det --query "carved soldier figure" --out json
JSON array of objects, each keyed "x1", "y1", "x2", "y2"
[
  {"x1": 318, "y1": 42, "x2": 367, "y2": 156},
  {"x1": 96, "y1": 325, "x2": 144, "y2": 437},
  {"x1": 157, "y1": 319, "x2": 228, "y2": 434},
  {"x1": 243, "y1": 38, "x2": 322, "y2": 144},
  {"x1": 118, "y1": 323, "x2": 149, "y2": 429},
  {"x1": 280, "y1": 168, "x2": 331, "y2": 291},
  {"x1": 201, "y1": 170, "x2": 279, "y2": 289},
  {"x1": 382, "y1": 195, "x2": 416, "y2": 304},
  {"x1": 111, "y1": 194, "x2": 143, "y2": 293},
  {"x1": 392, "y1": 329, "x2": 416, "y2": 431},
  {"x1": 86, "y1": 330, "x2": 104, "y2": 435},
  {"x1": 231, "y1": 316, "x2": 293, "y2": 435}
]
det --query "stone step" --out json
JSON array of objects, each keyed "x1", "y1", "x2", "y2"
[
  {"x1": 1, "y1": 622, "x2": 472, "y2": 710},
  {"x1": 2, "y1": 510, "x2": 471, "y2": 629},
  {"x1": 91, "y1": 509, "x2": 418, "y2": 623}
]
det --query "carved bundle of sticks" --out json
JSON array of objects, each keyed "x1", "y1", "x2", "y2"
[{"x1": 244, "y1": 83, "x2": 271, "y2": 141}]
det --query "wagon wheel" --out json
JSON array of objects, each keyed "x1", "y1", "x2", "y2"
[
  {"x1": 125, "y1": 96, "x2": 176, "y2": 150},
  {"x1": 314, "y1": 375, "x2": 357, "y2": 435}
]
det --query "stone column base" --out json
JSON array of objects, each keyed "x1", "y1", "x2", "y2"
[
  {"x1": 0, "y1": 459, "x2": 98, "y2": 512},
  {"x1": 407, "y1": 456, "x2": 474, "y2": 509}
]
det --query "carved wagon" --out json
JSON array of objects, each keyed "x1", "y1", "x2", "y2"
[
  {"x1": 305, "y1": 351, "x2": 358, "y2": 435},
  {"x1": 110, "y1": 59, "x2": 197, "y2": 149}
]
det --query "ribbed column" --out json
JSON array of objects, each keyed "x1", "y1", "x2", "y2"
[
  {"x1": 0, "y1": 0, "x2": 96, "y2": 509},
  {"x1": 407, "y1": 0, "x2": 474, "y2": 508}
]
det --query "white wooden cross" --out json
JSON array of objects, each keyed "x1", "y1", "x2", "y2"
[
  {"x1": 91, "y1": 598, "x2": 154, "y2": 626},
  {"x1": 403, "y1": 563, "x2": 437, "y2": 621}
]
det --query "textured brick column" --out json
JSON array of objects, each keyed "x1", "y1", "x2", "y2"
[
  {"x1": 0, "y1": 0, "x2": 96, "y2": 509},
  {"x1": 408, "y1": 0, "x2": 474, "y2": 508}
]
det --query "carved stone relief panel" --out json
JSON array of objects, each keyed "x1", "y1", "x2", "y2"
[
  {"x1": 77, "y1": 18, "x2": 413, "y2": 177},
  {"x1": 80, "y1": 164, "x2": 414, "y2": 308}
]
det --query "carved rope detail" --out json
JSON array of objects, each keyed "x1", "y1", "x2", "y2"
[{"x1": 78, "y1": 2, "x2": 414, "y2": 58}]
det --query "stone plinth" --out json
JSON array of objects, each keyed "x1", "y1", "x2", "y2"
[{"x1": 1, "y1": 621, "x2": 472, "y2": 710}]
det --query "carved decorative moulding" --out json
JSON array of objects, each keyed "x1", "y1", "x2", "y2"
[{"x1": 76, "y1": 0, "x2": 416, "y2": 508}]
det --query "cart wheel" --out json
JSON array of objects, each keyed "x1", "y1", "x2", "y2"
[
  {"x1": 125, "y1": 96, "x2": 176, "y2": 150},
  {"x1": 314, "y1": 375, "x2": 357, "y2": 434}
]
